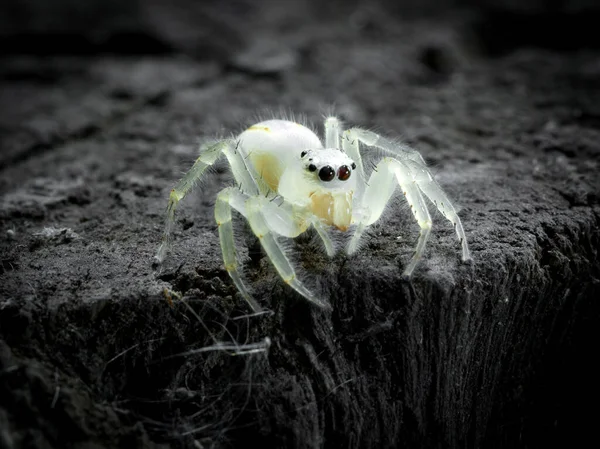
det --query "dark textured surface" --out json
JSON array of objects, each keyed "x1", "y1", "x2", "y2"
[{"x1": 1, "y1": 1, "x2": 599, "y2": 448}]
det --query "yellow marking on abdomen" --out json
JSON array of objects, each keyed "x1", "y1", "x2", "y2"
[
  {"x1": 247, "y1": 126, "x2": 271, "y2": 132},
  {"x1": 248, "y1": 152, "x2": 283, "y2": 192}
]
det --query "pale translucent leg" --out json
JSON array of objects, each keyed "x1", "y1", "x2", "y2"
[
  {"x1": 345, "y1": 127, "x2": 427, "y2": 165},
  {"x1": 393, "y1": 161, "x2": 433, "y2": 277},
  {"x1": 324, "y1": 116, "x2": 341, "y2": 149},
  {"x1": 347, "y1": 158, "x2": 397, "y2": 255},
  {"x1": 244, "y1": 197, "x2": 330, "y2": 309},
  {"x1": 247, "y1": 196, "x2": 335, "y2": 256},
  {"x1": 155, "y1": 139, "x2": 258, "y2": 263},
  {"x1": 309, "y1": 217, "x2": 336, "y2": 256},
  {"x1": 402, "y1": 159, "x2": 471, "y2": 261},
  {"x1": 214, "y1": 187, "x2": 261, "y2": 311},
  {"x1": 347, "y1": 158, "x2": 433, "y2": 278},
  {"x1": 341, "y1": 129, "x2": 366, "y2": 198},
  {"x1": 345, "y1": 128, "x2": 471, "y2": 262}
]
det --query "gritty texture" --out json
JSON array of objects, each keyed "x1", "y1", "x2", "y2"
[{"x1": 1, "y1": 1, "x2": 599, "y2": 448}]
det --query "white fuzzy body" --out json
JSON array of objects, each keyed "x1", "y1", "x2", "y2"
[
  {"x1": 238, "y1": 120, "x2": 358, "y2": 231},
  {"x1": 156, "y1": 116, "x2": 471, "y2": 310}
]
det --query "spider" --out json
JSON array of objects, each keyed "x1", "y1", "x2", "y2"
[{"x1": 155, "y1": 116, "x2": 471, "y2": 310}]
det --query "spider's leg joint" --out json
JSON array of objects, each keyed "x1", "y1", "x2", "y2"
[
  {"x1": 224, "y1": 262, "x2": 237, "y2": 271},
  {"x1": 283, "y1": 274, "x2": 297, "y2": 285}
]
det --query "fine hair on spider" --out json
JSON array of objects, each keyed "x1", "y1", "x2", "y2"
[{"x1": 155, "y1": 114, "x2": 472, "y2": 310}]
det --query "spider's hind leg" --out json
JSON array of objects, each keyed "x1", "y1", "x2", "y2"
[{"x1": 155, "y1": 139, "x2": 258, "y2": 263}]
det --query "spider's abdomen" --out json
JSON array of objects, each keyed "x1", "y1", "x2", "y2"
[{"x1": 238, "y1": 120, "x2": 323, "y2": 192}]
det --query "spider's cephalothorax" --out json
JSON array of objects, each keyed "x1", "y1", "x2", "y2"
[{"x1": 156, "y1": 117, "x2": 471, "y2": 310}]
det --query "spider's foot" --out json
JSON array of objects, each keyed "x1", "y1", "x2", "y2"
[
  {"x1": 401, "y1": 257, "x2": 419, "y2": 280},
  {"x1": 462, "y1": 256, "x2": 474, "y2": 264},
  {"x1": 155, "y1": 240, "x2": 170, "y2": 264},
  {"x1": 401, "y1": 271, "x2": 414, "y2": 282},
  {"x1": 153, "y1": 252, "x2": 167, "y2": 269},
  {"x1": 238, "y1": 292, "x2": 263, "y2": 313},
  {"x1": 290, "y1": 281, "x2": 331, "y2": 309},
  {"x1": 461, "y1": 249, "x2": 473, "y2": 263}
]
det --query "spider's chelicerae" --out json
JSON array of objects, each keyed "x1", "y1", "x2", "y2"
[{"x1": 156, "y1": 116, "x2": 471, "y2": 310}]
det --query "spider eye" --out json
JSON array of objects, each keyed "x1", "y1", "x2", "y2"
[
  {"x1": 337, "y1": 165, "x2": 351, "y2": 181},
  {"x1": 301, "y1": 151, "x2": 307, "y2": 158},
  {"x1": 308, "y1": 164, "x2": 317, "y2": 172},
  {"x1": 351, "y1": 162, "x2": 356, "y2": 170},
  {"x1": 318, "y1": 165, "x2": 335, "y2": 182}
]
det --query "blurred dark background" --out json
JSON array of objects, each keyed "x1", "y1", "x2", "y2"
[{"x1": 2, "y1": 0, "x2": 600, "y2": 57}]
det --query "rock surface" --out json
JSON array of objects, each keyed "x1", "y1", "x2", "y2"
[{"x1": 1, "y1": 1, "x2": 599, "y2": 448}]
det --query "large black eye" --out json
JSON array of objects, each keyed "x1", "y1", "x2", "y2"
[
  {"x1": 338, "y1": 165, "x2": 351, "y2": 181},
  {"x1": 318, "y1": 165, "x2": 335, "y2": 182}
]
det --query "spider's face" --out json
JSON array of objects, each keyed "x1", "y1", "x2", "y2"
[{"x1": 300, "y1": 148, "x2": 357, "y2": 190}]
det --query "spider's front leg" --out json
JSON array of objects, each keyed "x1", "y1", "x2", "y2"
[
  {"x1": 216, "y1": 189, "x2": 331, "y2": 309},
  {"x1": 345, "y1": 128, "x2": 471, "y2": 263},
  {"x1": 245, "y1": 197, "x2": 332, "y2": 308},
  {"x1": 348, "y1": 158, "x2": 433, "y2": 277},
  {"x1": 155, "y1": 139, "x2": 258, "y2": 263},
  {"x1": 402, "y1": 159, "x2": 471, "y2": 262}
]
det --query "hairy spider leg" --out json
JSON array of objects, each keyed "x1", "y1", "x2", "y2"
[
  {"x1": 155, "y1": 139, "x2": 258, "y2": 263},
  {"x1": 214, "y1": 187, "x2": 261, "y2": 311},
  {"x1": 347, "y1": 158, "x2": 433, "y2": 276},
  {"x1": 244, "y1": 196, "x2": 337, "y2": 257},
  {"x1": 346, "y1": 128, "x2": 427, "y2": 165},
  {"x1": 346, "y1": 129, "x2": 471, "y2": 262},
  {"x1": 402, "y1": 159, "x2": 471, "y2": 261},
  {"x1": 309, "y1": 216, "x2": 336, "y2": 256},
  {"x1": 324, "y1": 116, "x2": 341, "y2": 149},
  {"x1": 216, "y1": 190, "x2": 330, "y2": 308}
]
